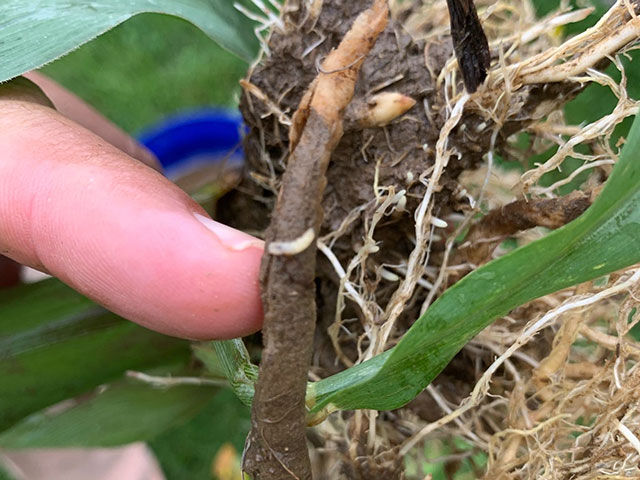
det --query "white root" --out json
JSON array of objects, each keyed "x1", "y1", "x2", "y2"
[{"x1": 267, "y1": 227, "x2": 316, "y2": 256}]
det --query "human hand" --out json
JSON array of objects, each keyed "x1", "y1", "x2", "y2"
[{"x1": 0, "y1": 73, "x2": 263, "y2": 340}]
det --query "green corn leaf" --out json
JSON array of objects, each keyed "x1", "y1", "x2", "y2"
[
  {"x1": 0, "y1": 278, "x2": 189, "y2": 430},
  {"x1": 306, "y1": 113, "x2": 640, "y2": 414},
  {"x1": 149, "y1": 388, "x2": 250, "y2": 479},
  {"x1": 0, "y1": 0, "x2": 259, "y2": 83},
  {"x1": 194, "y1": 339, "x2": 258, "y2": 407},
  {"x1": 0, "y1": 380, "x2": 215, "y2": 448}
]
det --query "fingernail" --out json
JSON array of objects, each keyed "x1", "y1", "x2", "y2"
[{"x1": 194, "y1": 213, "x2": 264, "y2": 251}]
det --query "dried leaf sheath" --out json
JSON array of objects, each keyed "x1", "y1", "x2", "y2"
[{"x1": 242, "y1": 1, "x2": 389, "y2": 479}]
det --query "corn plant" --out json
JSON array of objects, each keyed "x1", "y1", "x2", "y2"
[{"x1": 1, "y1": 0, "x2": 640, "y2": 478}]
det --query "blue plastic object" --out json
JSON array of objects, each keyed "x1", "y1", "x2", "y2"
[{"x1": 138, "y1": 109, "x2": 244, "y2": 179}]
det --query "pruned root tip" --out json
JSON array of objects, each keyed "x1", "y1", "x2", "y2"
[
  {"x1": 360, "y1": 92, "x2": 417, "y2": 127},
  {"x1": 267, "y1": 228, "x2": 316, "y2": 256}
]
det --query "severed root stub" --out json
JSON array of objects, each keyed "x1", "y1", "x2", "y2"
[
  {"x1": 458, "y1": 190, "x2": 594, "y2": 265},
  {"x1": 242, "y1": 2, "x2": 389, "y2": 479}
]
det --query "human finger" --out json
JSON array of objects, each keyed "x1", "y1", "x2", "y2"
[
  {"x1": 23, "y1": 71, "x2": 160, "y2": 170},
  {"x1": 0, "y1": 98, "x2": 264, "y2": 339}
]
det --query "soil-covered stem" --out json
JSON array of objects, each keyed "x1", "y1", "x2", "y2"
[
  {"x1": 242, "y1": 2, "x2": 389, "y2": 478},
  {"x1": 242, "y1": 112, "x2": 336, "y2": 480}
]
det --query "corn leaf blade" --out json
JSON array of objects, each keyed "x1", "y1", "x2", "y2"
[
  {"x1": 0, "y1": 0, "x2": 259, "y2": 83},
  {"x1": 0, "y1": 279, "x2": 189, "y2": 430},
  {"x1": 0, "y1": 381, "x2": 215, "y2": 448}
]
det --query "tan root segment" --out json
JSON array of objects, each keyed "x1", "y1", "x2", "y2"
[
  {"x1": 289, "y1": 0, "x2": 390, "y2": 148},
  {"x1": 396, "y1": 0, "x2": 640, "y2": 468}
]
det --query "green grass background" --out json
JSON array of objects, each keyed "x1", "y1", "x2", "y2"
[
  {"x1": 41, "y1": 13, "x2": 248, "y2": 134},
  {"x1": 149, "y1": 389, "x2": 250, "y2": 480}
]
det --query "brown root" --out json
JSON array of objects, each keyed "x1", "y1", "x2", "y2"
[
  {"x1": 242, "y1": 2, "x2": 389, "y2": 479},
  {"x1": 458, "y1": 190, "x2": 594, "y2": 265}
]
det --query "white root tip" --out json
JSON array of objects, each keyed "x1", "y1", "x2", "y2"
[{"x1": 267, "y1": 227, "x2": 316, "y2": 256}]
